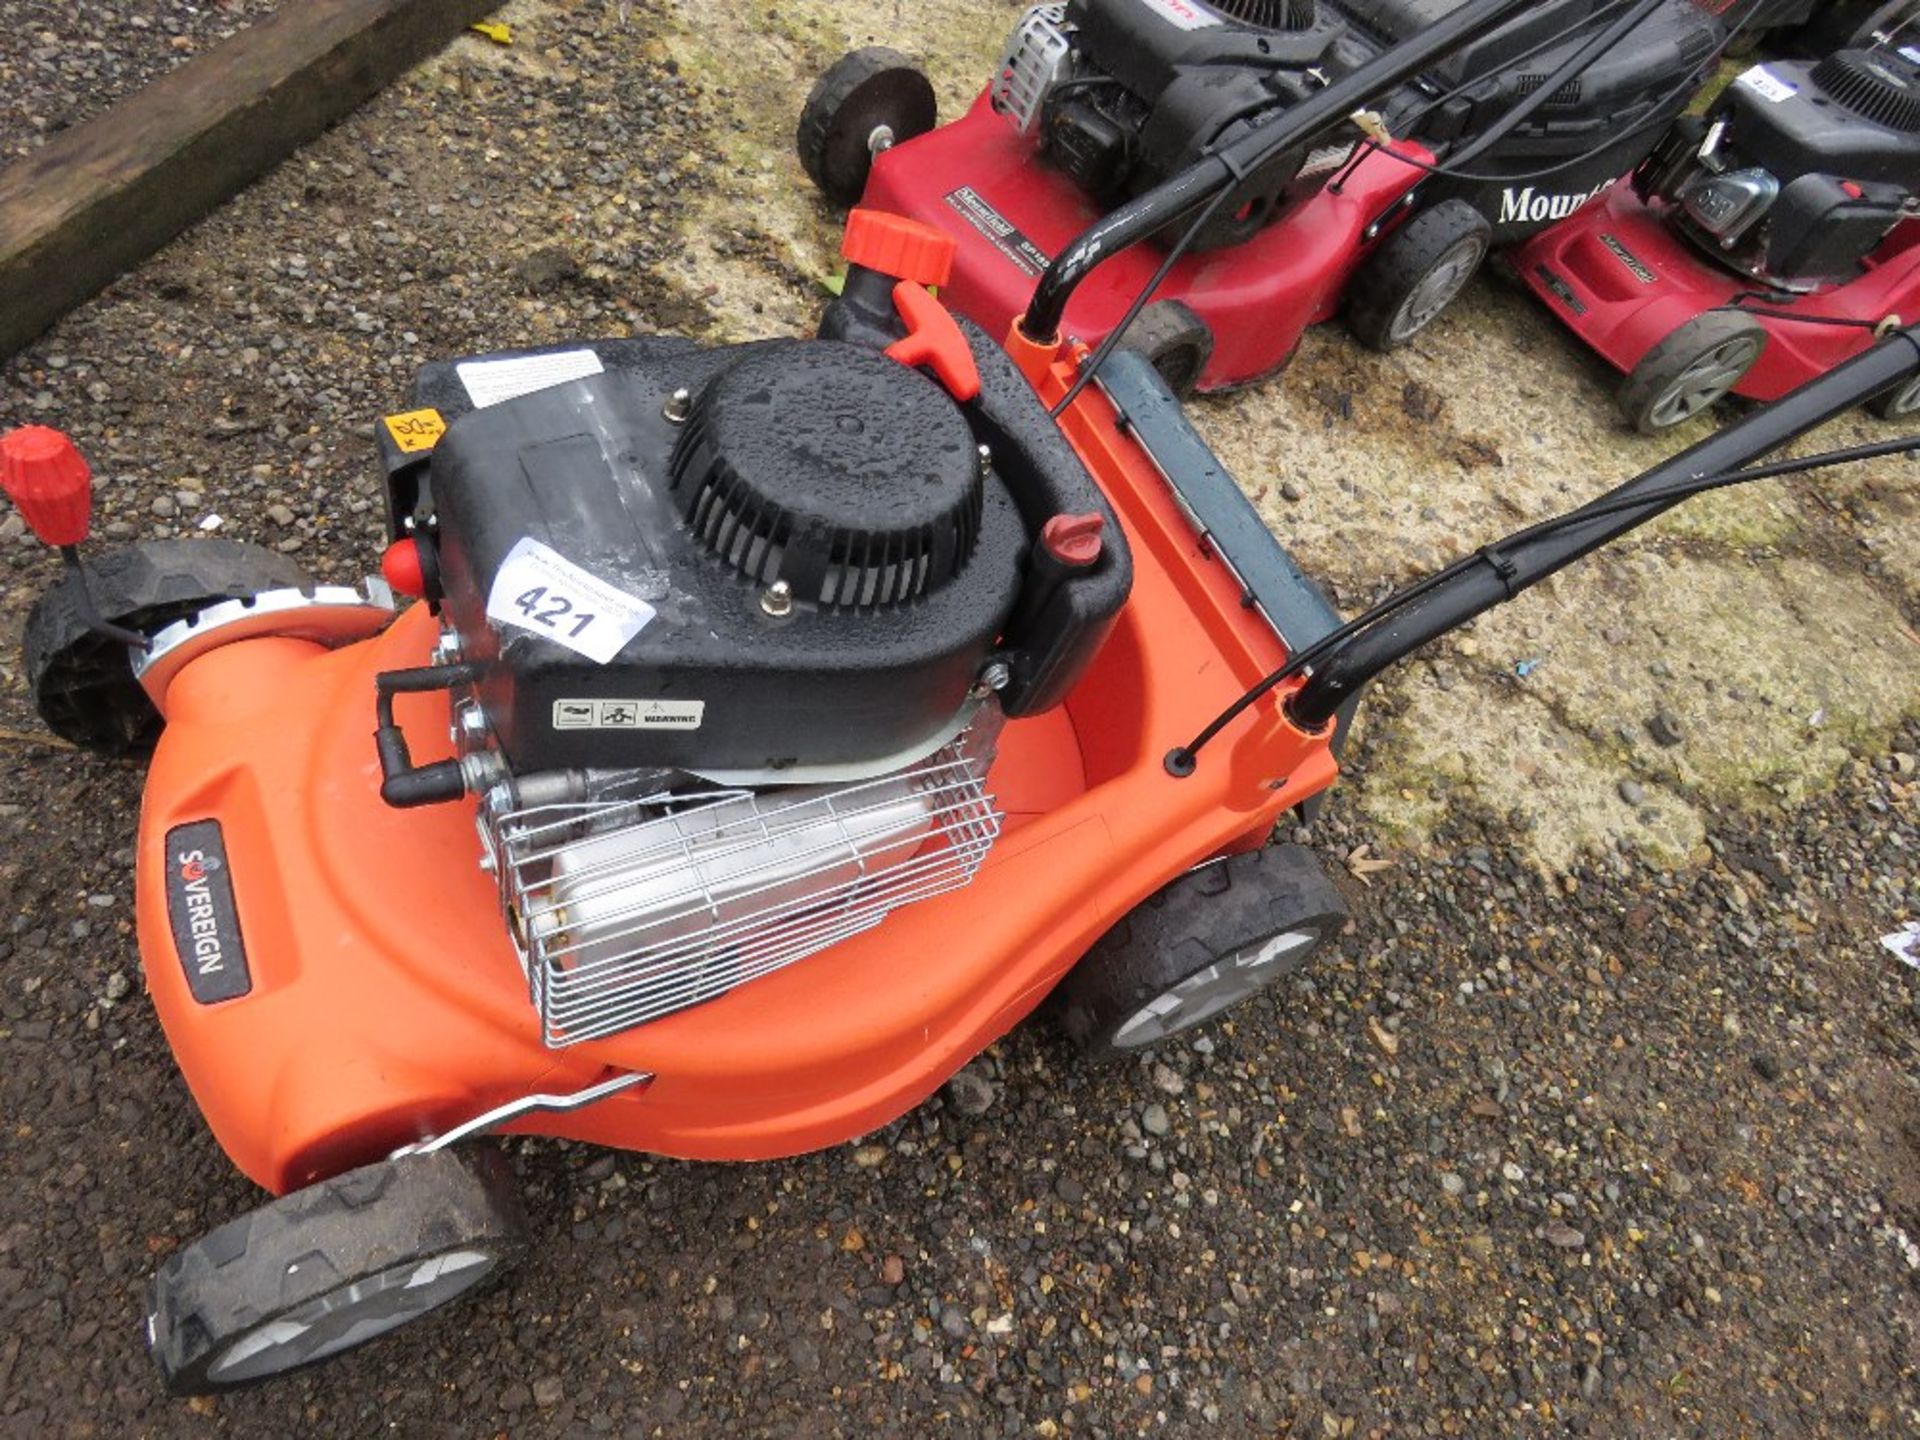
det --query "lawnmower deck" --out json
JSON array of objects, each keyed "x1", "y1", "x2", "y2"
[
  {"x1": 863, "y1": 92, "x2": 1430, "y2": 392},
  {"x1": 1514, "y1": 179, "x2": 1920, "y2": 401},
  {"x1": 133, "y1": 373, "x2": 1340, "y2": 1194}
]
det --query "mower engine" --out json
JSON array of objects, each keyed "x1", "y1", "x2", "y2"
[
  {"x1": 375, "y1": 248, "x2": 1129, "y2": 1046},
  {"x1": 1638, "y1": 45, "x2": 1920, "y2": 287},
  {"x1": 993, "y1": 0, "x2": 1728, "y2": 248}
]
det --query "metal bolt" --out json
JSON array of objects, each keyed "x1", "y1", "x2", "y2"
[
  {"x1": 1364, "y1": 224, "x2": 1379, "y2": 241},
  {"x1": 761, "y1": 580, "x2": 794, "y2": 618},
  {"x1": 867, "y1": 124, "x2": 896, "y2": 156},
  {"x1": 978, "y1": 661, "x2": 1011, "y2": 692},
  {"x1": 457, "y1": 705, "x2": 490, "y2": 747},
  {"x1": 430, "y1": 629, "x2": 463, "y2": 666},
  {"x1": 663, "y1": 386, "x2": 693, "y2": 424},
  {"x1": 976, "y1": 444, "x2": 994, "y2": 478}
]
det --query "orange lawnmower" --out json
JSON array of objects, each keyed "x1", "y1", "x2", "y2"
[{"x1": 6, "y1": 198, "x2": 1916, "y2": 1391}]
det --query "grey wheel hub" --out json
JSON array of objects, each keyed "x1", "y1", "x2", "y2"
[
  {"x1": 1112, "y1": 929, "x2": 1318, "y2": 1048},
  {"x1": 1390, "y1": 236, "x2": 1486, "y2": 344},
  {"x1": 207, "y1": 1249, "x2": 496, "y2": 1383},
  {"x1": 1649, "y1": 335, "x2": 1761, "y2": 427}
]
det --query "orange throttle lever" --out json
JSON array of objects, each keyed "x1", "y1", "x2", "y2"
[{"x1": 885, "y1": 281, "x2": 981, "y2": 403}]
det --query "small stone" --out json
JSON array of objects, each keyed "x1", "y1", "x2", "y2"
[
  {"x1": 881, "y1": 1254, "x2": 905, "y2": 1285},
  {"x1": 852, "y1": 1144, "x2": 887, "y2": 1168},
  {"x1": 1366, "y1": 1016, "x2": 1400, "y2": 1058},
  {"x1": 1751, "y1": 1051, "x2": 1783, "y2": 1082},
  {"x1": 1501, "y1": 1161, "x2": 1525, "y2": 1183},
  {"x1": 1141, "y1": 1103, "x2": 1171, "y2": 1138},
  {"x1": 1054, "y1": 1175, "x2": 1085, "y2": 1206},
  {"x1": 103, "y1": 971, "x2": 132, "y2": 1004},
  {"x1": 1280, "y1": 480, "x2": 1305, "y2": 503},
  {"x1": 1647, "y1": 711, "x2": 1684, "y2": 747},
  {"x1": 531, "y1": 1376, "x2": 563, "y2": 1408},
  {"x1": 1618, "y1": 780, "x2": 1647, "y2": 806},
  {"x1": 945, "y1": 1066, "x2": 995, "y2": 1117},
  {"x1": 939, "y1": 1305, "x2": 969, "y2": 1339},
  {"x1": 266, "y1": 503, "x2": 297, "y2": 527},
  {"x1": 150, "y1": 495, "x2": 176, "y2": 518},
  {"x1": 1544, "y1": 1221, "x2": 1586, "y2": 1250},
  {"x1": 1441, "y1": 1172, "x2": 1466, "y2": 1197},
  {"x1": 1151, "y1": 1062, "x2": 1185, "y2": 1096}
]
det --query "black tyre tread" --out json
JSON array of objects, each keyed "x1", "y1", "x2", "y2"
[
  {"x1": 796, "y1": 47, "x2": 936, "y2": 206},
  {"x1": 1618, "y1": 310, "x2": 1767, "y2": 435},
  {"x1": 1116, "y1": 300, "x2": 1215, "y2": 399},
  {"x1": 1054, "y1": 845, "x2": 1348, "y2": 1061},
  {"x1": 1866, "y1": 372, "x2": 1920, "y2": 420},
  {"x1": 23, "y1": 538, "x2": 311, "y2": 755},
  {"x1": 1346, "y1": 199, "x2": 1492, "y2": 353},
  {"x1": 149, "y1": 1147, "x2": 527, "y2": 1395}
]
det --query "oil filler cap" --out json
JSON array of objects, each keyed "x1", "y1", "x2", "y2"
[
  {"x1": 0, "y1": 425, "x2": 92, "y2": 547},
  {"x1": 1042, "y1": 513, "x2": 1105, "y2": 569}
]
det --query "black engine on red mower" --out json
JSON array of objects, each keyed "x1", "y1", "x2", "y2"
[
  {"x1": 375, "y1": 278, "x2": 1130, "y2": 794},
  {"x1": 1636, "y1": 43, "x2": 1920, "y2": 287},
  {"x1": 992, "y1": 0, "x2": 1727, "y2": 248}
]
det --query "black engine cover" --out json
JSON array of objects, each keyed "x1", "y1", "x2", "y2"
[
  {"x1": 1714, "y1": 51, "x2": 1920, "y2": 191},
  {"x1": 414, "y1": 339, "x2": 1026, "y2": 776}
]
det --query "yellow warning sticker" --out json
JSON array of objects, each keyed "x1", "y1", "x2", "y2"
[{"x1": 383, "y1": 409, "x2": 447, "y2": 454}]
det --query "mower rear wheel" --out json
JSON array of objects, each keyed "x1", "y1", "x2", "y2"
[
  {"x1": 24, "y1": 539, "x2": 312, "y2": 756},
  {"x1": 1117, "y1": 300, "x2": 1215, "y2": 398},
  {"x1": 1346, "y1": 199, "x2": 1492, "y2": 352},
  {"x1": 797, "y1": 48, "x2": 936, "y2": 207},
  {"x1": 1867, "y1": 372, "x2": 1920, "y2": 421},
  {"x1": 1054, "y1": 845, "x2": 1348, "y2": 1060},
  {"x1": 1618, "y1": 312, "x2": 1767, "y2": 434},
  {"x1": 148, "y1": 1147, "x2": 527, "y2": 1394}
]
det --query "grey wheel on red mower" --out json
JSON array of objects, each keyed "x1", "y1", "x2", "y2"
[
  {"x1": 147, "y1": 1146, "x2": 527, "y2": 1395},
  {"x1": 1867, "y1": 371, "x2": 1920, "y2": 420},
  {"x1": 1117, "y1": 300, "x2": 1215, "y2": 398},
  {"x1": 797, "y1": 48, "x2": 936, "y2": 207},
  {"x1": 23, "y1": 539, "x2": 312, "y2": 756},
  {"x1": 1053, "y1": 845, "x2": 1348, "y2": 1060},
  {"x1": 1346, "y1": 199, "x2": 1492, "y2": 352},
  {"x1": 1618, "y1": 311, "x2": 1767, "y2": 434}
]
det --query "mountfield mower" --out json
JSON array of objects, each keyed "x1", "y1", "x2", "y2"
[
  {"x1": 798, "y1": 0, "x2": 1744, "y2": 394},
  {"x1": 8, "y1": 163, "x2": 1919, "y2": 1392},
  {"x1": 1515, "y1": 23, "x2": 1920, "y2": 430}
]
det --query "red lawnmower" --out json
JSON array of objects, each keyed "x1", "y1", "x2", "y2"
[
  {"x1": 1514, "y1": 27, "x2": 1920, "y2": 430},
  {"x1": 799, "y1": 0, "x2": 1745, "y2": 394},
  {"x1": 7, "y1": 154, "x2": 1919, "y2": 1393}
]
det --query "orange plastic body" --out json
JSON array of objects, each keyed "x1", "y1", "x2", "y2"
[{"x1": 133, "y1": 351, "x2": 1341, "y2": 1195}]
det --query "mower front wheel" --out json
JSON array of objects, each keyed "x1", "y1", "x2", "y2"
[
  {"x1": 1867, "y1": 371, "x2": 1920, "y2": 421},
  {"x1": 1054, "y1": 845, "x2": 1348, "y2": 1060},
  {"x1": 1346, "y1": 199, "x2": 1492, "y2": 352},
  {"x1": 148, "y1": 1146, "x2": 527, "y2": 1395},
  {"x1": 797, "y1": 48, "x2": 936, "y2": 206},
  {"x1": 1618, "y1": 312, "x2": 1767, "y2": 434},
  {"x1": 24, "y1": 539, "x2": 313, "y2": 756},
  {"x1": 1117, "y1": 300, "x2": 1215, "y2": 398}
]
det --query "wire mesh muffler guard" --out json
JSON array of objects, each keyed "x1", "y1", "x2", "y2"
[{"x1": 489, "y1": 742, "x2": 1002, "y2": 1047}]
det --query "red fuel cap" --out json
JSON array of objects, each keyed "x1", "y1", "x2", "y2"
[
  {"x1": 842, "y1": 208, "x2": 956, "y2": 288},
  {"x1": 1042, "y1": 512, "x2": 1105, "y2": 569},
  {"x1": 0, "y1": 426, "x2": 92, "y2": 547}
]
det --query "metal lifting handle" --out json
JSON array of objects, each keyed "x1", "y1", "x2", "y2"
[
  {"x1": 1285, "y1": 327, "x2": 1920, "y2": 730},
  {"x1": 1018, "y1": 0, "x2": 1539, "y2": 343}
]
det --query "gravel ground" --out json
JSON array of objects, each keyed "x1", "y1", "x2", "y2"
[
  {"x1": 1, "y1": 1, "x2": 282, "y2": 161},
  {"x1": 0, "y1": 0, "x2": 1916, "y2": 1434}
]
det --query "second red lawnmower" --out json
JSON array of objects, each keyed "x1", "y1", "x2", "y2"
[
  {"x1": 799, "y1": 0, "x2": 1745, "y2": 394},
  {"x1": 1514, "y1": 31, "x2": 1920, "y2": 431}
]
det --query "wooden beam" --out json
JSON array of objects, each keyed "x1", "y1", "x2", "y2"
[{"x1": 0, "y1": 0, "x2": 503, "y2": 360}]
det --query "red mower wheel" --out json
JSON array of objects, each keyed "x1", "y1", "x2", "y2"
[
  {"x1": 1618, "y1": 311, "x2": 1767, "y2": 434},
  {"x1": 797, "y1": 48, "x2": 936, "y2": 207},
  {"x1": 1053, "y1": 845, "x2": 1348, "y2": 1061},
  {"x1": 1117, "y1": 300, "x2": 1215, "y2": 399},
  {"x1": 1346, "y1": 199, "x2": 1492, "y2": 352}
]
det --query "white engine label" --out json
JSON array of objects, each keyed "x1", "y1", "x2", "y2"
[
  {"x1": 1139, "y1": 0, "x2": 1221, "y2": 29},
  {"x1": 552, "y1": 698, "x2": 706, "y2": 731},
  {"x1": 1736, "y1": 66, "x2": 1797, "y2": 104},
  {"x1": 487, "y1": 538, "x2": 657, "y2": 664},
  {"x1": 456, "y1": 349, "x2": 605, "y2": 408}
]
